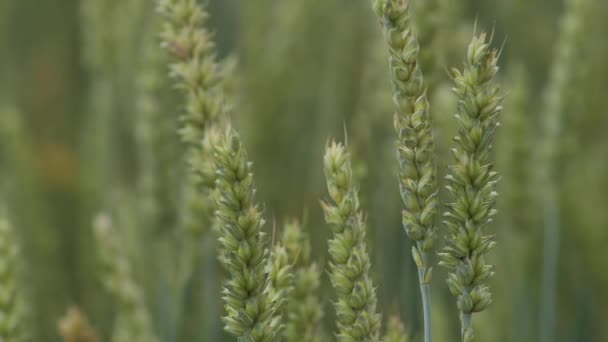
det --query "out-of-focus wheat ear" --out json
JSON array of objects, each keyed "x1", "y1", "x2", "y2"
[
  {"x1": 383, "y1": 316, "x2": 410, "y2": 342},
  {"x1": 266, "y1": 244, "x2": 293, "y2": 326},
  {"x1": 93, "y1": 213, "x2": 159, "y2": 342},
  {"x1": 282, "y1": 221, "x2": 324, "y2": 342},
  {"x1": 133, "y1": 14, "x2": 181, "y2": 236},
  {"x1": 58, "y1": 307, "x2": 101, "y2": 342},
  {"x1": 0, "y1": 212, "x2": 26, "y2": 341},
  {"x1": 157, "y1": 0, "x2": 231, "y2": 237}
]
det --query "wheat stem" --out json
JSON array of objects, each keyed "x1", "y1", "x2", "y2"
[
  {"x1": 416, "y1": 245, "x2": 432, "y2": 342},
  {"x1": 461, "y1": 313, "x2": 472, "y2": 342},
  {"x1": 539, "y1": 1, "x2": 591, "y2": 341}
]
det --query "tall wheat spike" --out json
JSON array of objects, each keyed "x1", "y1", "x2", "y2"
[
  {"x1": 440, "y1": 32, "x2": 503, "y2": 342},
  {"x1": 373, "y1": 2, "x2": 438, "y2": 341}
]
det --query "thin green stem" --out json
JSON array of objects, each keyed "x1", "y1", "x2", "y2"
[
  {"x1": 540, "y1": 190, "x2": 560, "y2": 342},
  {"x1": 415, "y1": 243, "x2": 432, "y2": 342},
  {"x1": 418, "y1": 271, "x2": 432, "y2": 342},
  {"x1": 461, "y1": 313, "x2": 472, "y2": 342}
]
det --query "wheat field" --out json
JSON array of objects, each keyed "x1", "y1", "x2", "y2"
[{"x1": 0, "y1": 0, "x2": 607, "y2": 341}]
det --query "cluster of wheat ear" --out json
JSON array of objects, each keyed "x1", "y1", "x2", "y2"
[
  {"x1": 152, "y1": 0, "x2": 505, "y2": 341},
  {"x1": 372, "y1": 1, "x2": 503, "y2": 341},
  {"x1": 74, "y1": 0, "x2": 505, "y2": 341},
  {"x1": 6, "y1": 0, "x2": 608, "y2": 340}
]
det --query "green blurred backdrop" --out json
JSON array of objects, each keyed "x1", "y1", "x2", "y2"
[{"x1": 1, "y1": 0, "x2": 607, "y2": 341}]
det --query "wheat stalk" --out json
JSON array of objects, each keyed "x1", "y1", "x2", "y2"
[{"x1": 538, "y1": 1, "x2": 593, "y2": 341}]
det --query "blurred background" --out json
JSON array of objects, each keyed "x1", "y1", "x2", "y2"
[{"x1": 1, "y1": 0, "x2": 607, "y2": 341}]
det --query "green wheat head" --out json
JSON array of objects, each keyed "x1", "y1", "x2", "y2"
[
  {"x1": 410, "y1": 0, "x2": 445, "y2": 93},
  {"x1": 439, "y1": 32, "x2": 503, "y2": 341},
  {"x1": 374, "y1": 0, "x2": 438, "y2": 257},
  {"x1": 322, "y1": 141, "x2": 381, "y2": 342},
  {"x1": 92, "y1": 213, "x2": 159, "y2": 342},
  {"x1": 158, "y1": 0, "x2": 226, "y2": 139},
  {"x1": 267, "y1": 243, "x2": 293, "y2": 322},
  {"x1": 134, "y1": 17, "x2": 180, "y2": 233},
  {"x1": 282, "y1": 221, "x2": 323, "y2": 342},
  {"x1": 158, "y1": 0, "x2": 228, "y2": 236},
  {"x1": 213, "y1": 127, "x2": 282, "y2": 341}
]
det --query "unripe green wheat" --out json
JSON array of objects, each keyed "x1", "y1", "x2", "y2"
[
  {"x1": 134, "y1": 18, "x2": 180, "y2": 234},
  {"x1": 410, "y1": 0, "x2": 444, "y2": 93},
  {"x1": 267, "y1": 243, "x2": 293, "y2": 323},
  {"x1": 0, "y1": 212, "x2": 25, "y2": 341},
  {"x1": 158, "y1": 0, "x2": 227, "y2": 141},
  {"x1": 373, "y1": 2, "x2": 438, "y2": 341},
  {"x1": 322, "y1": 141, "x2": 381, "y2": 342},
  {"x1": 158, "y1": 0, "x2": 229, "y2": 236},
  {"x1": 374, "y1": 0, "x2": 438, "y2": 255},
  {"x1": 282, "y1": 221, "x2": 324, "y2": 342},
  {"x1": 92, "y1": 213, "x2": 159, "y2": 342},
  {"x1": 80, "y1": 0, "x2": 119, "y2": 195},
  {"x1": 383, "y1": 316, "x2": 409, "y2": 342},
  {"x1": 213, "y1": 127, "x2": 282, "y2": 341},
  {"x1": 439, "y1": 32, "x2": 503, "y2": 341}
]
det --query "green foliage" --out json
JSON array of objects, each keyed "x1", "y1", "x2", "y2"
[
  {"x1": 213, "y1": 128, "x2": 282, "y2": 341},
  {"x1": 322, "y1": 141, "x2": 381, "y2": 342},
  {"x1": 3, "y1": 0, "x2": 608, "y2": 341}
]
